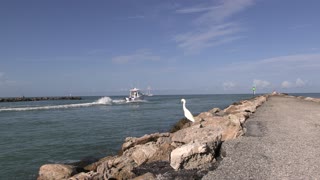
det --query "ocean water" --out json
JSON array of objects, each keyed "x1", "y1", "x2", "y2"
[{"x1": 0, "y1": 93, "x2": 319, "y2": 179}]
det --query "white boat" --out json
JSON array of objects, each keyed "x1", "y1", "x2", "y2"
[{"x1": 125, "y1": 88, "x2": 144, "y2": 102}]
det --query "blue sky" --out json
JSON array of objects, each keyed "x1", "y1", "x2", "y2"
[{"x1": 1, "y1": 0, "x2": 320, "y2": 96}]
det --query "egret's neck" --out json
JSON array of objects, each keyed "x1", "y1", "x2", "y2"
[{"x1": 182, "y1": 101, "x2": 186, "y2": 110}]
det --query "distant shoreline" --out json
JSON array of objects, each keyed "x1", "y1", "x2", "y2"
[{"x1": 0, "y1": 96, "x2": 82, "y2": 102}]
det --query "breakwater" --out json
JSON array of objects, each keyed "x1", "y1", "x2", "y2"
[
  {"x1": 37, "y1": 94, "x2": 272, "y2": 180},
  {"x1": 202, "y1": 94, "x2": 320, "y2": 179},
  {"x1": 0, "y1": 96, "x2": 81, "y2": 102}
]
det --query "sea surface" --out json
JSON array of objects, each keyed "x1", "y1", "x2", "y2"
[{"x1": 0, "y1": 93, "x2": 319, "y2": 179}]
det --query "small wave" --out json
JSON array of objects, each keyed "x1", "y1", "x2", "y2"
[
  {"x1": 0, "y1": 97, "x2": 112, "y2": 112},
  {"x1": 126, "y1": 100, "x2": 148, "y2": 103},
  {"x1": 112, "y1": 99, "x2": 126, "y2": 104}
]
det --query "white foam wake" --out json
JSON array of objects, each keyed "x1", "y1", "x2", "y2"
[{"x1": 0, "y1": 97, "x2": 113, "y2": 112}]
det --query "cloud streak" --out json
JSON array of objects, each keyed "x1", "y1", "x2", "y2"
[
  {"x1": 174, "y1": 22, "x2": 244, "y2": 51},
  {"x1": 174, "y1": 0, "x2": 254, "y2": 52},
  {"x1": 253, "y1": 79, "x2": 271, "y2": 89},
  {"x1": 281, "y1": 78, "x2": 307, "y2": 89},
  {"x1": 223, "y1": 81, "x2": 236, "y2": 90}
]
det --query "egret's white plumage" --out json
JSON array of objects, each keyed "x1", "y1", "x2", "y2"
[{"x1": 181, "y1": 98, "x2": 195, "y2": 122}]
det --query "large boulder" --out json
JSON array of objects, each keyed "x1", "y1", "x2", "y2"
[
  {"x1": 96, "y1": 155, "x2": 137, "y2": 180},
  {"x1": 170, "y1": 140, "x2": 219, "y2": 170},
  {"x1": 172, "y1": 115, "x2": 242, "y2": 143},
  {"x1": 124, "y1": 140, "x2": 175, "y2": 166},
  {"x1": 125, "y1": 142, "x2": 160, "y2": 166},
  {"x1": 225, "y1": 112, "x2": 249, "y2": 125},
  {"x1": 37, "y1": 164, "x2": 77, "y2": 180},
  {"x1": 171, "y1": 125, "x2": 222, "y2": 145}
]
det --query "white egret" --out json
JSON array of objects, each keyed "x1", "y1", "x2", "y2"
[{"x1": 181, "y1": 98, "x2": 195, "y2": 122}]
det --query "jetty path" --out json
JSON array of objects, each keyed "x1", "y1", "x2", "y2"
[{"x1": 203, "y1": 95, "x2": 320, "y2": 179}]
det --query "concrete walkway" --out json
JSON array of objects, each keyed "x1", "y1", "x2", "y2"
[{"x1": 203, "y1": 96, "x2": 320, "y2": 180}]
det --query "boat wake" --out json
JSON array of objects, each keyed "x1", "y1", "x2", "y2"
[{"x1": 0, "y1": 97, "x2": 127, "y2": 112}]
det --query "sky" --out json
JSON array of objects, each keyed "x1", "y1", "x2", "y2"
[{"x1": 0, "y1": 0, "x2": 320, "y2": 97}]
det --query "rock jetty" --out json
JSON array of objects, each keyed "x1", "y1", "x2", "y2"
[
  {"x1": 0, "y1": 96, "x2": 81, "y2": 102},
  {"x1": 202, "y1": 93, "x2": 320, "y2": 179},
  {"x1": 37, "y1": 95, "x2": 270, "y2": 180}
]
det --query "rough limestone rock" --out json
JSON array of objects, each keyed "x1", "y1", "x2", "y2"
[
  {"x1": 195, "y1": 112, "x2": 215, "y2": 122},
  {"x1": 225, "y1": 112, "x2": 249, "y2": 125},
  {"x1": 172, "y1": 126, "x2": 222, "y2": 145},
  {"x1": 223, "y1": 96, "x2": 268, "y2": 115},
  {"x1": 305, "y1": 97, "x2": 320, "y2": 103},
  {"x1": 84, "y1": 156, "x2": 114, "y2": 171},
  {"x1": 224, "y1": 100, "x2": 256, "y2": 114},
  {"x1": 133, "y1": 172, "x2": 156, "y2": 180},
  {"x1": 126, "y1": 142, "x2": 159, "y2": 166},
  {"x1": 96, "y1": 155, "x2": 137, "y2": 180},
  {"x1": 173, "y1": 114, "x2": 243, "y2": 142},
  {"x1": 69, "y1": 171, "x2": 101, "y2": 180},
  {"x1": 209, "y1": 107, "x2": 221, "y2": 114},
  {"x1": 170, "y1": 141, "x2": 217, "y2": 170},
  {"x1": 122, "y1": 132, "x2": 170, "y2": 152},
  {"x1": 37, "y1": 164, "x2": 77, "y2": 180},
  {"x1": 124, "y1": 140, "x2": 174, "y2": 166}
]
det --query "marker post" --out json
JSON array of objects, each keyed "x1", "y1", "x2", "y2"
[{"x1": 252, "y1": 86, "x2": 256, "y2": 96}]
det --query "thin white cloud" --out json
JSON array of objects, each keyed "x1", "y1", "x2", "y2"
[
  {"x1": 223, "y1": 81, "x2": 236, "y2": 90},
  {"x1": 295, "y1": 78, "x2": 306, "y2": 87},
  {"x1": 176, "y1": 0, "x2": 254, "y2": 24},
  {"x1": 253, "y1": 79, "x2": 271, "y2": 89},
  {"x1": 281, "y1": 78, "x2": 307, "y2": 89},
  {"x1": 281, "y1": 81, "x2": 292, "y2": 89},
  {"x1": 197, "y1": 0, "x2": 254, "y2": 25},
  {"x1": 112, "y1": 49, "x2": 161, "y2": 64},
  {"x1": 175, "y1": 23, "x2": 244, "y2": 51},
  {"x1": 176, "y1": 6, "x2": 216, "y2": 14},
  {"x1": 174, "y1": 0, "x2": 254, "y2": 52}
]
